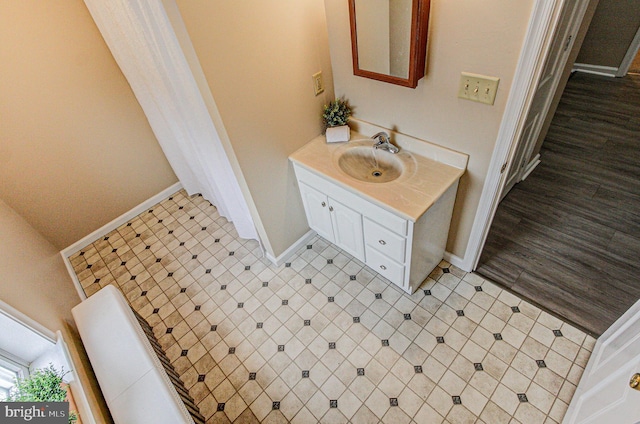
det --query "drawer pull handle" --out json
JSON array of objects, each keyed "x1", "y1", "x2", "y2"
[
  {"x1": 379, "y1": 240, "x2": 386, "y2": 245},
  {"x1": 321, "y1": 201, "x2": 326, "y2": 207},
  {"x1": 380, "y1": 265, "x2": 387, "y2": 270}
]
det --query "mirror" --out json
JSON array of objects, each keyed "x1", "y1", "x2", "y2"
[{"x1": 348, "y1": 0, "x2": 430, "y2": 88}]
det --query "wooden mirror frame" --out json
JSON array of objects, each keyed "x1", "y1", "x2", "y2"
[{"x1": 348, "y1": 0, "x2": 430, "y2": 88}]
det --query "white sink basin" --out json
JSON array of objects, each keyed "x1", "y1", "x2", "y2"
[{"x1": 334, "y1": 140, "x2": 416, "y2": 183}]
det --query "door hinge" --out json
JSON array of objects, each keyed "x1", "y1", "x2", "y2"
[
  {"x1": 500, "y1": 162, "x2": 508, "y2": 174},
  {"x1": 563, "y1": 34, "x2": 573, "y2": 52}
]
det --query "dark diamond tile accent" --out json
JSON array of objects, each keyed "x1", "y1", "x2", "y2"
[
  {"x1": 229, "y1": 251, "x2": 235, "y2": 256},
  {"x1": 181, "y1": 349, "x2": 188, "y2": 356},
  {"x1": 329, "y1": 342, "x2": 336, "y2": 349},
  {"x1": 381, "y1": 339, "x2": 389, "y2": 347},
  {"x1": 130, "y1": 275, "x2": 137, "y2": 280},
  {"x1": 375, "y1": 293, "x2": 382, "y2": 299},
  {"x1": 238, "y1": 302, "x2": 244, "y2": 308},
  {"x1": 112, "y1": 248, "x2": 117, "y2": 253},
  {"x1": 168, "y1": 230, "x2": 173, "y2": 234},
  {"x1": 179, "y1": 206, "x2": 184, "y2": 210},
  {"x1": 536, "y1": 360, "x2": 547, "y2": 368},
  {"x1": 350, "y1": 275, "x2": 356, "y2": 281},
  {"x1": 424, "y1": 289, "x2": 432, "y2": 296},
  {"x1": 155, "y1": 258, "x2": 161, "y2": 263},
  {"x1": 262, "y1": 281, "x2": 269, "y2": 287},
  {"x1": 494, "y1": 333, "x2": 503, "y2": 341},
  {"x1": 249, "y1": 372, "x2": 256, "y2": 380},
  {"x1": 205, "y1": 269, "x2": 211, "y2": 274},
  {"x1": 194, "y1": 305, "x2": 201, "y2": 311},
  {"x1": 191, "y1": 255, "x2": 198, "y2": 260},
  {"x1": 215, "y1": 238, "x2": 220, "y2": 243},
  {"x1": 328, "y1": 296, "x2": 334, "y2": 303},
  {"x1": 86, "y1": 264, "x2": 92, "y2": 269},
  {"x1": 390, "y1": 398, "x2": 399, "y2": 407},
  {"x1": 304, "y1": 320, "x2": 311, "y2": 326},
  {"x1": 168, "y1": 272, "x2": 174, "y2": 277},
  {"x1": 217, "y1": 403, "x2": 225, "y2": 412},
  {"x1": 136, "y1": 234, "x2": 141, "y2": 238},
  {"x1": 197, "y1": 374, "x2": 205, "y2": 382},
  {"x1": 221, "y1": 285, "x2": 227, "y2": 290},
  {"x1": 414, "y1": 365, "x2": 423, "y2": 373},
  {"x1": 302, "y1": 370, "x2": 310, "y2": 378},
  {"x1": 179, "y1": 242, "x2": 185, "y2": 246},
  {"x1": 452, "y1": 396, "x2": 462, "y2": 405},
  {"x1": 305, "y1": 279, "x2": 312, "y2": 284},
  {"x1": 158, "y1": 220, "x2": 163, "y2": 224},
  {"x1": 153, "y1": 308, "x2": 160, "y2": 314},
  {"x1": 94, "y1": 279, "x2": 100, "y2": 284},
  {"x1": 147, "y1": 210, "x2": 153, "y2": 214},
  {"x1": 518, "y1": 393, "x2": 529, "y2": 403},
  {"x1": 474, "y1": 363, "x2": 484, "y2": 371},
  {"x1": 79, "y1": 251, "x2": 85, "y2": 256},
  {"x1": 166, "y1": 328, "x2": 173, "y2": 334},
  {"x1": 190, "y1": 216, "x2": 195, "y2": 220},
  {"x1": 245, "y1": 265, "x2": 251, "y2": 270},
  {"x1": 145, "y1": 246, "x2": 151, "y2": 250},
  {"x1": 257, "y1": 322, "x2": 263, "y2": 329},
  {"x1": 278, "y1": 345, "x2": 285, "y2": 352},
  {"x1": 211, "y1": 325, "x2": 217, "y2": 331},
  {"x1": 456, "y1": 310, "x2": 465, "y2": 317},
  {"x1": 404, "y1": 314, "x2": 412, "y2": 320},
  {"x1": 272, "y1": 401, "x2": 281, "y2": 410},
  {"x1": 201, "y1": 227, "x2": 207, "y2": 231},
  {"x1": 327, "y1": 259, "x2": 333, "y2": 264},
  {"x1": 511, "y1": 306, "x2": 521, "y2": 313},
  {"x1": 285, "y1": 263, "x2": 291, "y2": 268},
  {"x1": 282, "y1": 300, "x2": 289, "y2": 306},
  {"x1": 104, "y1": 236, "x2": 110, "y2": 241},
  {"x1": 357, "y1": 368, "x2": 365, "y2": 376},
  {"x1": 141, "y1": 291, "x2": 147, "y2": 296},
  {"x1": 228, "y1": 347, "x2": 236, "y2": 354},
  {"x1": 180, "y1": 288, "x2": 187, "y2": 293},
  {"x1": 436, "y1": 336, "x2": 445, "y2": 344},
  {"x1": 475, "y1": 286, "x2": 483, "y2": 292},
  {"x1": 329, "y1": 400, "x2": 338, "y2": 408},
  {"x1": 353, "y1": 317, "x2": 360, "y2": 323},
  {"x1": 553, "y1": 329, "x2": 563, "y2": 337},
  {"x1": 307, "y1": 245, "x2": 312, "y2": 249}
]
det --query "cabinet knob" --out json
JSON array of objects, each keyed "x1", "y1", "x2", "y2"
[
  {"x1": 379, "y1": 240, "x2": 386, "y2": 245},
  {"x1": 329, "y1": 206, "x2": 334, "y2": 212},
  {"x1": 321, "y1": 201, "x2": 326, "y2": 207},
  {"x1": 380, "y1": 265, "x2": 387, "y2": 270}
]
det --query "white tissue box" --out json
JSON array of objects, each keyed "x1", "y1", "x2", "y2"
[{"x1": 325, "y1": 125, "x2": 350, "y2": 143}]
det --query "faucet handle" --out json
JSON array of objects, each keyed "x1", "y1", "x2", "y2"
[{"x1": 372, "y1": 131, "x2": 390, "y2": 143}]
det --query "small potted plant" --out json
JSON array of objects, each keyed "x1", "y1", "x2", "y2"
[
  {"x1": 322, "y1": 98, "x2": 352, "y2": 143},
  {"x1": 6, "y1": 364, "x2": 78, "y2": 423}
]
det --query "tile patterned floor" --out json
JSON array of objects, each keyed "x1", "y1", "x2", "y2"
[{"x1": 69, "y1": 190, "x2": 595, "y2": 423}]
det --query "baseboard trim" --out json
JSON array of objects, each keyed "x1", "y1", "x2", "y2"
[
  {"x1": 61, "y1": 182, "x2": 183, "y2": 300},
  {"x1": 443, "y1": 251, "x2": 469, "y2": 272},
  {"x1": 521, "y1": 154, "x2": 541, "y2": 181},
  {"x1": 572, "y1": 63, "x2": 618, "y2": 78},
  {"x1": 265, "y1": 230, "x2": 316, "y2": 267}
]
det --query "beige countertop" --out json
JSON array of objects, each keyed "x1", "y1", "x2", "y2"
[{"x1": 289, "y1": 132, "x2": 465, "y2": 222}]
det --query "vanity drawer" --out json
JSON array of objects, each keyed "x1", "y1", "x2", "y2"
[
  {"x1": 365, "y1": 247, "x2": 405, "y2": 285},
  {"x1": 364, "y1": 218, "x2": 406, "y2": 263}
]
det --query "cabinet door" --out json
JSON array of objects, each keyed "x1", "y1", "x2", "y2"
[
  {"x1": 329, "y1": 198, "x2": 365, "y2": 261},
  {"x1": 299, "y1": 183, "x2": 334, "y2": 243}
]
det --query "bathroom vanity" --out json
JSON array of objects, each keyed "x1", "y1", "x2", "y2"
[{"x1": 289, "y1": 121, "x2": 467, "y2": 294}]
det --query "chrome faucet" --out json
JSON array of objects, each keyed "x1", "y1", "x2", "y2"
[{"x1": 372, "y1": 132, "x2": 399, "y2": 154}]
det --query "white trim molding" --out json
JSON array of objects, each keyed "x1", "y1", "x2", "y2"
[
  {"x1": 265, "y1": 230, "x2": 316, "y2": 267},
  {"x1": 573, "y1": 63, "x2": 618, "y2": 77},
  {"x1": 463, "y1": 0, "x2": 566, "y2": 272},
  {"x1": 61, "y1": 182, "x2": 183, "y2": 300},
  {"x1": 521, "y1": 153, "x2": 542, "y2": 181}
]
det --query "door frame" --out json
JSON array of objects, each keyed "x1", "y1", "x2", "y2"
[{"x1": 460, "y1": 0, "x2": 591, "y2": 271}]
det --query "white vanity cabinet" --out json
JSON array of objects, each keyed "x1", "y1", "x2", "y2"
[
  {"x1": 298, "y1": 182, "x2": 365, "y2": 261},
  {"x1": 293, "y1": 163, "x2": 458, "y2": 294}
]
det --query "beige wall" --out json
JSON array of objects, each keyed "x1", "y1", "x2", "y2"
[
  {"x1": 0, "y1": 0, "x2": 178, "y2": 250},
  {"x1": 325, "y1": 0, "x2": 534, "y2": 259},
  {"x1": 576, "y1": 0, "x2": 640, "y2": 68},
  {"x1": 0, "y1": 199, "x2": 112, "y2": 423},
  {"x1": 174, "y1": 0, "x2": 335, "y2": 257}
]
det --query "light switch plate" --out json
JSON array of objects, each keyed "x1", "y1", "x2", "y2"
[
  {"x1": 313, "y1": 71, "x2": 324, "y2": 96},
  {"x1": 458, "y1": 72, "x2": 499, "y2": 105}
]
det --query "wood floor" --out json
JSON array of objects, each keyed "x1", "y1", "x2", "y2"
[{"x1": 477, "y1": 72, "x2": 640, "y2": 336}]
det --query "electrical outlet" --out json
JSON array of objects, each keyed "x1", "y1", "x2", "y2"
[
  {"x1": 458, "y1": 72, "x2": 499, "y2": 105},
  {"x1": 312, "y1": 71, "x2": 324, "y2": 96}
]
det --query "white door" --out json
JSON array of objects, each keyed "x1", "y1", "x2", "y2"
[
  {"x1": 299, "y1": 183, "x2": 334, "y2": 243},
  {"x1": 563, "y1": 299, "x2": 640, "y2": 423},
  {"x1": 502, "y1": 0, "x2": 589, "y2": 199},
  {"x1": 329, "y1": 198, "x2": 365, "y2": 262}
]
